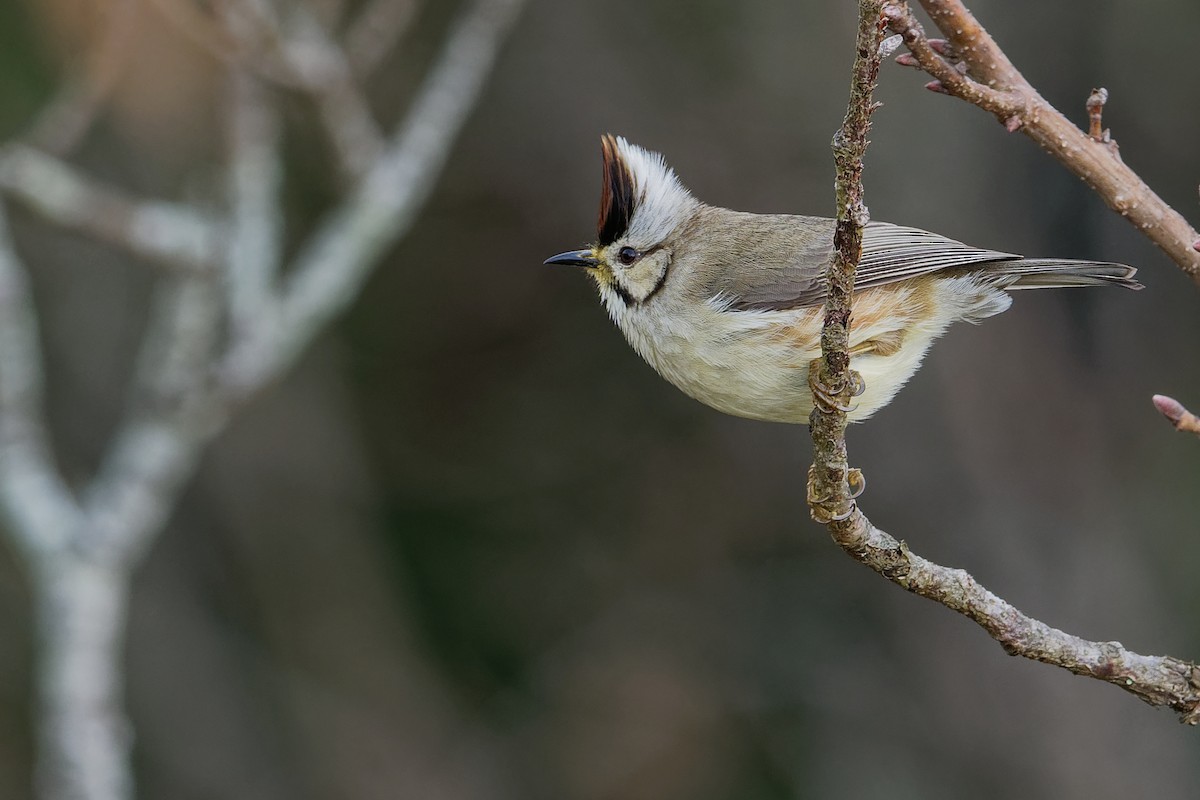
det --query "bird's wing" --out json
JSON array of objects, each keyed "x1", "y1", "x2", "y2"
[{"x1": 721, "y1": 220, "x2": 1019, "y2": 312}]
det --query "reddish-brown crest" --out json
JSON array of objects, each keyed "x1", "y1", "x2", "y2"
[{"x1": 597, "y1": 134, "x2": 637, "y2": 247}]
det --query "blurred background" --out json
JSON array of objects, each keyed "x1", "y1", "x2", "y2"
[{"x1": 1, "y1": 0, "x2": 1199, "y2": 797}]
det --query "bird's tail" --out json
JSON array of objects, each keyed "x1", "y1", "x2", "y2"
[{"x1": 1000, "y1": 259, "x2": 1143, "y2": 291}]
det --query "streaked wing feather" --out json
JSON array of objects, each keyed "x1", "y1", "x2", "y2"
[{"x1": 725, "y1": 220, "x2": 1019, "y2": 311}]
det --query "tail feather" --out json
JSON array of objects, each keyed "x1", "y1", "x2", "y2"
[{"x1": 999, "y1": 259, "x2": 1143, "y2": 291}]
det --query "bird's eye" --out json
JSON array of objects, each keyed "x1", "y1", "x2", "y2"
[{"x1": 617, "y1": 246, "x2": 640, "y2": 266}]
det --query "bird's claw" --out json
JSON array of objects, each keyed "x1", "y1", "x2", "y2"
[
  {"x1": 807, "y1": 466, "x2": 865, "y2": 523},
  {"x1": 847, "y1": 468, "x2": 866, "y2": 499},
  {"x1": 808, "y1": 363, "x2": 866, "y2": 414}
]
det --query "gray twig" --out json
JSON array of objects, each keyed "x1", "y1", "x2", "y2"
[
  {"x1": 222, "y1": 0, "x2": 528, "y2": 396},
  {"x1": 0, "y1": 145, "x2": 222, "y2": 272},
  {"x1": 0, "y1": 0, "x2": 527, "y2": 796},
  {"x1": 0, "y1": 203, "x2": 80, "y2": 559}
]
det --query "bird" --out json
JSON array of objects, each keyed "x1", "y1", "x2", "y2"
[{"x1": 545, "y1": 135, "x2": 1141, "y2": 424}]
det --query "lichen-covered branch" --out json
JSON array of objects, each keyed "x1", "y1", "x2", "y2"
[
  {"x1": 812, "y1": 0, "x2": 1200, "y2": 727},
  {"x1": 830, "y1": 510, "x2": 1200, "y2": 722},
  {"x1": 807, "y1": 0, "x2": 884, "y2": 525},
  {"x1": 883, "y1": 0, "x2": 1200, "y2": 286}
]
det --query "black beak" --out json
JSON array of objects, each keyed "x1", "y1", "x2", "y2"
[{"x1": 544, "y1": 249, "x2": 600, "y2": 268}]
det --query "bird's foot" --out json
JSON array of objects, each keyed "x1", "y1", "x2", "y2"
[
  {"x1": 808, "y1": 362, "x2": 866, "y2": 414},
  {"x1": 807, "y1": 465, "x2": 864, "y2": 523},
  {"x1": 847, "y1": 467, "x2": 866, "y2": 499}
]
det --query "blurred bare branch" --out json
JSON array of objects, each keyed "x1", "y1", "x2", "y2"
[
  {"x1": 26, "y1": 0, "x2": 137, "y2": 156},
  {"x1": 225, "y1": 70, "x2": 284, "y2": 341},
  {"x1": 0, "y1": 204, "x2": 80, "y2": 560},
  {"x1": 0, "y1": 0, "x2": 526, "y2": 796},
  {"x1": 221, "y1": 0, "x2": 528, "y2": 396},
  {"x1": 0, "y1": 145, "x2": 223, "y2": 271},
  {"x1": 345, "y1": 0, "x2": 419, "y2": 77},
  {"x1": 269, "y1": 4, "x2": 386, "y2": 178}
]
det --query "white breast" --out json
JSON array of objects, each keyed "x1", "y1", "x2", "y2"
[{"x1": 600, "y1": 275, "x2": 1009, "y2": 423}]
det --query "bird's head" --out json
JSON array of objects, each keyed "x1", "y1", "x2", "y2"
[{"x1": 545, "y1": 135, "x2": 699, "y2": 309}]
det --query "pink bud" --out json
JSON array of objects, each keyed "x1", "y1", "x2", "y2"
[
  {"x1": 1153, "y1": 394, "x2": 1186, "y2": 424},
  {"x1": 928, "y1": 39, "x2": 950, "y2": 55}
]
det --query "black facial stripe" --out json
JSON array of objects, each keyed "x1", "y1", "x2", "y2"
[
  {"x1": 610, "y1": 282, "x2": 635, "y2": 306},
  {"x1": 641, "y1": 258, "x2": 670, "y2": 304}
]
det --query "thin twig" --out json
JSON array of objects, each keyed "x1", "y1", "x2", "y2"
[
  {"x1": 146, "y1": 0, "x2": 304, "y2": 88},
  {"x1": 25, "y1": 0, "x2": 137, "y2": 156},
  {"x1": 221, "y1": 0, "x2": 529, "y2": 396},
  {"x1": 0, "y1": 203, "x2": 80, "y2": 559},
  {"x1": 883, "y1": 0, "x2": 1200, "y2": 285},
  {"x1": 0, "y1": 145, "x2": 222, "y2": 272},
  {"x1": 344, "y1": 0, "x2": 420, "y2": 77},
  {"x1": 264, "y1": 3, "x2": 387, "y2": 178},
  {"x1": 226, "y1": 70, "x2": 284, "y2": 341},
  {"x1": 1087, "y1": 87, "x2": 1110, "y2": 143}
]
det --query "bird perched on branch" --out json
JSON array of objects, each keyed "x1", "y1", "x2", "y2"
[{"x1": 546, "y1": 135, "x2": 1141, "y2": 423}]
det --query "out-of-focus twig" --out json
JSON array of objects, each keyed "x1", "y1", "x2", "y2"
[
  {"x1": 222, "y1": 0, "x2": 528, "y2": 395},
  {"x1": 0, "y1": 145, "x2": 222, "y2": 271},
  {"x1": 345, "y1": 0, "x2": 419, "y2": 77},
  {"x1": 0, "y1": 204, "x2": 80, "y2": 560},
  {"x1": 225, "y1": 70, "x2": 284, "y2": 340},
  {"x1": 1153, "y1": 395, "x2": 1200, "y2": 438},
  {"x1": 25, "y1": 0, "x2": 137, "y2": 156},
  {"x1": 0, "y1": 0, "x2": 527, "y2": 796},
  {"x1": 146, "y1": 0, "x2": 303, "y2": 87},
  {"x1": 270, "y1": 4, "x2": 386, "y2": 178},
  {"x1": 883, "y1": 0, "x2": 1200, "y2": 286}
]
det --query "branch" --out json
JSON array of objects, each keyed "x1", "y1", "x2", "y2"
[
  {"x1": 0, "y1": 145, "x2": 222, "y2": 272},
  {"x1": 81, "y1": 270, "x2": 226, "y2": 566},
  {"x1": 239, "y1": 1, "x2": 386, "y2": 179},
  {"x1": 832, "y1": 510, "x2": 1200, "y2": 722},
  {"x1": 883, "y1": 0, "x2": 1200, "y2": 286},
  {"x1": 344, "y1": 0, "x2": 419, "y2": 77},
  {"x1": 1153, "y1": 394, "x2": 1200, "y2": 438},
  {"x1": 24, "y1": 0, "x2": 136, "y2": 156},
  {"x1": 813, "y1": 0, "x2": 1200, "y2": 726},
  {"x1": 0, "y1": 202, "x2": 81, "y2": 558},
  {"x1": 225, "y1": 70, "x2": 284, "y2": 342},
  {"x1": 220, "y1": 0, "x2": 528, "y2": 396},
  {"x1": 807, "y1": 0, "x2": 883, "y2": 524}
]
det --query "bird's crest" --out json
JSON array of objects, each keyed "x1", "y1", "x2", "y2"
[{"x1": 597, "y1": 135, "x2": 697, "y2": 248}]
